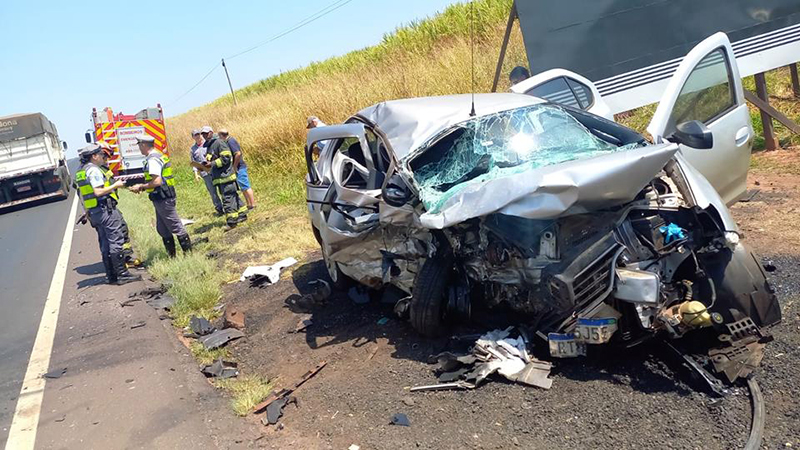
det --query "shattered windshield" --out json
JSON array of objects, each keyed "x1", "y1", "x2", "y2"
[{"x1": 409, "y1": 104, "x2": 627, "y2": 213}]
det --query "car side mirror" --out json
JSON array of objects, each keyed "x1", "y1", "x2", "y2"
[
  {"x1": 383, "y1": 173, "x2": 412, "y2": 207},
  {"x1": 84, "y1": 132, "x2": 92, "y2": 143},
  {"x1": 669, "y1": 120, "x2": 713, "y2": 149}
]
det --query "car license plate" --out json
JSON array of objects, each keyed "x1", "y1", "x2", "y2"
[
  {"x1": 16, "y1": 185, "x2": 32, "y2": 192},
  {"x1": 575, "y1": 318, "x2": 618, "y2": 344},
  {"x1": 548, "y1": 332, "x2": 586, "y2": 358}
]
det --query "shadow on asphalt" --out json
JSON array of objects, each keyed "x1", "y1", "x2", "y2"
[
  {"x1": 286, "y1": 258, "x2": 697, "y2": 397},
  {"x1": 77, "y1": 276, "x2": 107, "y2": 289},
  {"x1": 75, "y1": 262, "x2": 105, "y2": 276}
]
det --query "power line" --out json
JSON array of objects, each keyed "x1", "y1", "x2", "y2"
[
  {"x1": 226, "y1": 0, "x2": 356, "y2": 60},
  {"x1": 168, "y1": 62, "x2": 220, "y2": 107}
]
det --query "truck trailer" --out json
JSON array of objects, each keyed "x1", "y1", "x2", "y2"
[{"x1": 0, "y1": 113, "x2": 70, "y2": 208}]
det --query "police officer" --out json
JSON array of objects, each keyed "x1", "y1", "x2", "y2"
[
  {"x1": 200, "y1": 126, "x2": 247, "y2": 229},
  {"x1": 129, "y1": 136, "x2": 192, "y2": 257},
  {"x1": 97, "y1": 141, "x2": 139, "y2": 267},
  {"x1": 74, "y1": 144, "x2": 141, "y2": 285}
]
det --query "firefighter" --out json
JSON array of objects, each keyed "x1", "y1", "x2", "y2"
[
  {"x1": 129, "y1": 136, "x2": 192, "y2": 257},
  {"x1": 97, "y1": 141, "x2": 139, "y2": 267},
  {"x1": 74, "y1": 144, "x2": 141, "y2": 285},
  {"x1": 200, "y1": 126, "x2": 247, "y2": 229}
]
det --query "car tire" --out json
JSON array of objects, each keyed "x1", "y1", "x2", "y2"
[{"x1": 410, "y1": 252, "x2": 454, "y2": 337}]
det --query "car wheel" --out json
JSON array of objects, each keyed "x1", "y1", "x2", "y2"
[{"x1": 410, "y1": 252, "x2": 454, "y2": 337}]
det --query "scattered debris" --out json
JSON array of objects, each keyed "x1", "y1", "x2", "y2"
[
  {"x1": 119, "y1": 298, "x2": 143, "y2": 308},
  {"x1": 224, "y1": 307, "x2": 246, "y2": 330},
  {"x1": 190, "y1": 316, "x2": 214, "y2": 336},
  {"x1": 402, "y1": 396, "x2": 415, "y2": 407},
  {"x1": 740, "y1": 189, "x2": 761, "y2": 202},
  {"x1": 376, "y1": 317, "x2": 390, "y2": 326},
  {"x1": 348, "y1": 286, "x2": 370, "y2": 304},
  {"x1": 201, "y1": 359, "x2": 239, "y2": 379},
  {"x1": 390, "y1": 413, "x2": 410, "y2": 427},
  {"x1": 129, "y1": 287, "x2": 163, "y2": 299},
  {"x1": 366, "y1": 344, "x2": 380, "y2": 361},
  {"x1": 262, "y1": 396, "x2": 297, "y2": 425},
  {"x1": 240, "y1": 257, "x2": 298, "y2": 284},
  {"x1": 181, "y1": 218, "x2": 195, "y2": 226},
  {"x1": 293, "y1": 317, "x2": 313, "y2": 333},
  {"x1": 78, "y1": 299, "x2": 90, "y2": 306},
  {"x1": 146, "y1": 294, "x2": 176, "y2": 311},
  {"x1": 125, "y1": 379, "x2": 135, "y2": 384},
  {"x1": 307, "y1": 279, "x2": 331, "y2": 303},
  {"x1": 198, "y1": 328, "x2": 245, "y2": 350},
  {"x1": 348, "y1": 445, "x2": 360, "y2": 450},
  {"x1": 43, "y1": 367, "x2": 67, "y2": 379},
  {"x1": 130, "y1": 321, "x2": 146, "y2": 330},
  {"x1": 55, "y1": 415, "x2": 66, "y2": 423},
  {"x1": 763, "y1": 261, "x2": 777, "y2": 272},
  {"x1": 415, "y1": 327, "x2": 552, "y2": 392},
  {"x1": 252, "y1": 361, "x2": 327, "y2": 414}
]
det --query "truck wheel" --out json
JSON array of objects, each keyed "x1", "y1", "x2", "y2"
[
  {"x1": 59, "y1": 167, "x2": 71, "y2": 199},
  {"x1": 410, "y1": 252, "x2": 454, "y2": 337}
]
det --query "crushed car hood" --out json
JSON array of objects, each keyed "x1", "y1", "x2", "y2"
[{"x1": 418, "y1": 143, "x2": 679, "y2": 229}]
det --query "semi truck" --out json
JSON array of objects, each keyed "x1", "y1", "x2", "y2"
[
  {"x1": 85, "y1": 105, "x2": 168, "y2": 180},
  {"x1": 0, "y1": 112, "x2": 70, "y2": 208}
]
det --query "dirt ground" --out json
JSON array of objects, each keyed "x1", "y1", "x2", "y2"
[{"x1": 222, "y1": 153, "x2": 800, "y2": 450}]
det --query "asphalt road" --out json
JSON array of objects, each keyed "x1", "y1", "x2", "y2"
[{"x1": 0, "y1": 171, "x2": 77, "y2": 446}]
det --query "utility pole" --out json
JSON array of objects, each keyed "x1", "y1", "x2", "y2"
[{"x1": 221, "y1": 58, "x2": 238, "y2": 106}]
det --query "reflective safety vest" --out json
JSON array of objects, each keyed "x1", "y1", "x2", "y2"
[
  {"x1": 102, "y1": 166, "x2": 119, "y2": 202},
  {"x1": 143, "y1": 151, "x2": 177, "y2": 199},
  {"x1": 74, "y1": 163, "x2": 111, "y2": 210}
]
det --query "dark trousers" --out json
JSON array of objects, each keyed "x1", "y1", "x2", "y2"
[
  {"x1": 89, "y1": 205, "x2": 127, "y2": 278},
  {"x1": 217, "y1": 181, "x2": 246, "y2": 226},
  {"x1": 202, "y1": 175, "x2": 223, "y2": 213},
  {"x1": 152, "y1": 197, "x2": 188, "y2": 239}
]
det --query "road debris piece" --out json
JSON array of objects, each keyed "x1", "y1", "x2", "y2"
[
  {"x1": 201, "y1": 359, "x2": 239, "y2": 379},
  {"x1": 307, "y1": 279, "x2": 331, "y2": 303},
  {"x1": 409, "y1": 381, "x2": 475, "y2": 392},
  {"x1": 130, "y1": 321, "x2": 146, "y2": 330},
  {"x1": 390, "y1": 413, "x2": 410, "y2": 427},
  {"x1": 348, "y1": 445, "x2": 360, "y2": 450},
  {"x1": 190, "y1": 316, "x2": 215, "y2": 336},
  {"x1": 419, "y1": 327, "x2": 553, "y2": 391},
  {"x1": 181, "y1": 218, "x2": 195, "y2": 226},
  {"x1": 762, "y1": 261, "x2": 777, "y2": 272},
  {"x1": 43, "y1": 367, "x2": 67, "y2": 379},
  {"x1": 146, "y1": 294, "x2": 176, "y2": 311},
  {"x1": 119, "y1": 298, "x2": 142, "y2": 307},
  {"x1": 293, "y1": 316, "x2": 313, "y2": 333},
  {"x1": 377, "y1": 317, "x2": 390, "y2": 326},
  {"x1": 252, "y1": 361, "x2": 327, "y2": 415},
  {"x1": 262, "y1": 396, "x2": 297, "y2": 425},
  {"x1": 224, "y1": 307, "x2": 246, "y2": 330},
  {"x1": 708, "y1": 319, "x2": 771, "y2": 383},
  {"x1": 240, "y1": 257, "x2": 297, "y2": 284},
  {"x1": 199, "y1": 328, "x2": 245, "y2": 350}
]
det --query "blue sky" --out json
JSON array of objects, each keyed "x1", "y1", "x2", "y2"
[{"x1": 0, "y1": 0, "x2": 458, "y2": 157}]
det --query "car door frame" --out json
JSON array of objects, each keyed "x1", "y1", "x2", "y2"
[
  {"x1": 510, "y1": 68, "x2": 614, "y2": 120},
  {"x1": 646, "y1": 32, "x2": 752, "y2": 205}
]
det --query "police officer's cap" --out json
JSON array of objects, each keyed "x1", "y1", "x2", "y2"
[
  {"x1": 135, "y1": 135, "x2": 156, "y2": 145},
  {"x1": 78, "y1": 144, "x2": 102, "y2": 158}
]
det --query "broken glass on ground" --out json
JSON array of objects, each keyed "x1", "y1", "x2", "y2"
[
  {"x1": 411, "y1": 104, "x2": 625, "y2": 214},
  {"x1": 389, "y1": 413, "x2": 410, "y2": 427},
  {"x1": 198, "y1": 328, "x2": 245, "y2": 350}
]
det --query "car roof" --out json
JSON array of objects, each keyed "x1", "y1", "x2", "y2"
[{"x1": 356, "y1": 93, "x2": 544, "y2": 160}]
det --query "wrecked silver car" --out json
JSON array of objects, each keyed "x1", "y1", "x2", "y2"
[{"x1": 304, "y1": 37, "x2": 779, "y2": 379}]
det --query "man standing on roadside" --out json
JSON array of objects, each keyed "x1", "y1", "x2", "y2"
[
  {"x1": 188, "y1": 129, "x2": 223, "y2": 216},
  {"x1": 201, "y1": 126, "x2": 247, "y2": 229},
  {"x1": 129, "y1": 136, "x2": 192, "y2": 257},
  {"x1": 74, "y1": 144, "x2": 141, "y2": 285},
  {"x1": 219, "y1": 129, "x2": 256, "y2": 210}
]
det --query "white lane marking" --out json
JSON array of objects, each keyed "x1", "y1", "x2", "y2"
[{"x1": 5, "y1": 195, "x2": 78, "y2": 450}]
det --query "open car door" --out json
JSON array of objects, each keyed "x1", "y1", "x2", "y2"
[
  {"x1": 511, "y1": 69, "x2": 613, "y2": 121},
  {"x1": 647, "y1": 32, "x2": 753, "y2": 205}
]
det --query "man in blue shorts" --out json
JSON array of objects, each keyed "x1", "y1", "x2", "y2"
[{"x1": 219, "y1": 129, "x2": 256, "y2": 210}]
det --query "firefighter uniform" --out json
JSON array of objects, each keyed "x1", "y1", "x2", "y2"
[
  {"x1": 204, "y1": 131, "x2": 247, "y2": 227},
  {"x1": 75, "y1": 145, "x2": 140, "y2": 285},
  {"x1": 141, "y1": 143, "x2": 192, "y2": 257}
]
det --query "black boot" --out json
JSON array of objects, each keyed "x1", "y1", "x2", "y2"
[
  {"x1": 177, "y1": 234, "x2": 192, "y2": 253},
  {"x1": 102, "y1": 253, "x2": 117, "y2": 284},
  {"x1": 163, "y1": 237, "x2": 177, "y2": 258},
  {"x1": 112, "y1": 252, "x2": 141, "y2": 285}
]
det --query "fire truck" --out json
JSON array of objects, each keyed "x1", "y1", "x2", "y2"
[{"x1": 85, "y1": 105, "x2": 169, "y2": 180}]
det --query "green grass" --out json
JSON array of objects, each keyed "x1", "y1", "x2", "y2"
[
  {"x1": 214, "y1": 375, "x2": 275, "y2": 416},
  {"x1": 190, "y1": 341, "x2": 230, "y2": 366}
]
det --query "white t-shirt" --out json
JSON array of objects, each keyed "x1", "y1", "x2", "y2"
[
  {"x1": 85, "y1": 165, "x2": 106, "y2": 188},
  {"x1": 147, "y1": 153, "x2": 164, "y2": 178}
]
